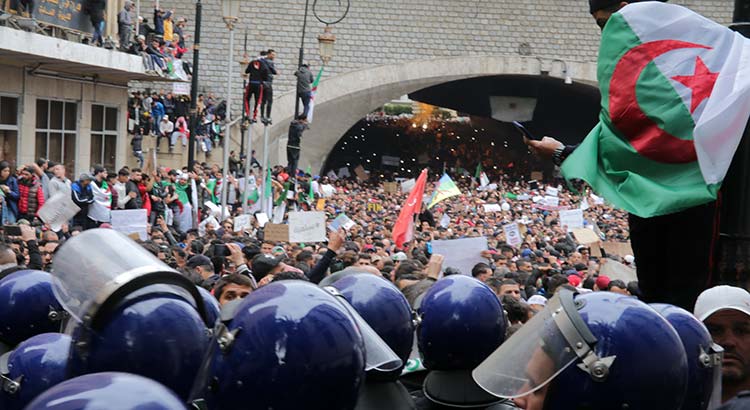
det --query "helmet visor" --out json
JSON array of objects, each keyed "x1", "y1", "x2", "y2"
[
  {"x1": 52, "y1": 229, "x2": 194, "y2": 323},
  {"x1": 472, "y1": 294, "x2": 580, "y2": 399}
]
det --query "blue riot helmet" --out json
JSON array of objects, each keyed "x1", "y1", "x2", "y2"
[
  {"x1": 332, "y1": 273, "x2": 415, "y2": 379},
  {"x1": 418, "y1": 275, "x2": 506, "y2": 370},
  {"x1": 25, "y1": 372, "x2": 186, "y2": 409},
  {"x1": 473, "y1": 290, "x2": 689, "y2": 409},
  {"x1": 198, "y1": 280, "x2": 401, "y2": 410},
  {"x1": 0, "y1": 270, "x2": 67, "y2": 346},
  {"x1": 51, "y1": 229, "x2": 211, "y2": 401},
  {"x1": 651, "y1": 303, "x2": 723, "y2": 410},
  {"x1": 0, "y1": 333, "x2": 70, "y2": 410},
  {"x1": 197, "y1": 285, "x2": 221, "y2": 328},
  {"x1": 417, "y1": 275, "x2": 506, "y2": 408}
]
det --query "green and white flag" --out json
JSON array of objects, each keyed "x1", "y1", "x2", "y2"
[
  {"x1": 562, "y1": 2, "x2": 750, "y2": 218},
  {"x1": 307, "y1": 66, "x2": 324, "y2": 123}
]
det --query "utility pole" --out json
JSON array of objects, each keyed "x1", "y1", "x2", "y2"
[{"x1": 186, "y1": 0, "x2": 202, "y2": 172}]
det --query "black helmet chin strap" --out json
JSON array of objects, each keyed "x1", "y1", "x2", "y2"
[{"x1": 555, "y1": 289, "x2": 617, "y2": 382}]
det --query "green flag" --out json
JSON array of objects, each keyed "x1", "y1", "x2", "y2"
[
  {"x1": 206, "y1": 179, "x2": 218, "y2": 204},
  {"x1": 475, "y1": 163, "x2": 482, "y2": 180},
  {"x1": 264, "y1": 169, "x2": 272, "y2": 200},
  {"x1": 306, "y1": 166, "x2": 314, "y2": 202}
]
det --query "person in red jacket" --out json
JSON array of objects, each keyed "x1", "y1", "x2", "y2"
[{"x1": 17, "y1": 166, "x2": 45, "y2": 221}]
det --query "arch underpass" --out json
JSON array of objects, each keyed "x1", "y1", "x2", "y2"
[{"x1": 247, "y1": 54, "x2": 598, "y2": 173}]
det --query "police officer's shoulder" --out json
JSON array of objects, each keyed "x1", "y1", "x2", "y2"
[{"x1": 719, "y1": 391, "x2": 750, "y2": 410}]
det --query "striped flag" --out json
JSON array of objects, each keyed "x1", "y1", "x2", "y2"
[{"x1": 307, "y1": 66, "x2": 324, "y2": 123}]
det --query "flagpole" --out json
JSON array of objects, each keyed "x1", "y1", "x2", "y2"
[{"x1": 242, "y1": 124, "x2": 253, "y2": 215}]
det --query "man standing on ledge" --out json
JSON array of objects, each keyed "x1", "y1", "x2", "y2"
[{"x1": 526, "y1": 0, "x2": 750, "y2": 310}]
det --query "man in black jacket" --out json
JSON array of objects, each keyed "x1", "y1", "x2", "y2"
[
  {"x1": 245, "y1": 51, "x2": 268, "y2": 123},
  {"x1": 260, "y1": 49, "x2": 278, "y2": 125},
  {"x1": 286, "y1": 115, "x2": 309, "y2": 182},
  {"x1": 125, "y1": 169, "x2": 143, "y2": 210}
]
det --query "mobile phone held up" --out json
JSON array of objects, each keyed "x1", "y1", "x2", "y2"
[
  {"x1": 2, "y1": 225, "x2": 21, "y2": 236},
  {"x1": 512, "y1": 121, "x2": 539, "y2": 141}
]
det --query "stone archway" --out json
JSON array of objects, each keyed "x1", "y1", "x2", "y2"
[{"x1": 247, "y1": 54, "x2": 598, "y2": 172}]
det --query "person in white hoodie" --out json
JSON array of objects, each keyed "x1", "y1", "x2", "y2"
[{"x1": 47, "y1": 163, "x2": 71, "y2": 199}]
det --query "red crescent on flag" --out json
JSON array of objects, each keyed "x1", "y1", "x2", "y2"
[{"x1": 609, "y1": 40, "x2": 711, "y2": 164}]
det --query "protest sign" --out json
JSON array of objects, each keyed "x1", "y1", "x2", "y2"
[
  {"x1": 572, "y1": 228, "x2": 599, "y2": 244},
  {"x1": 111, "y1": 209, "x2": 148, "y2": 241},
  {"x1": 382, "y1": 155, "x2": 400, "y2": 167},
  {"x1": 288, "y1": 212, "x2": 327, "y2": 243},
  {"x1": 530, "y1": 171, "x2": 543, "y2": 181},
  {"x1": 38, "y1": 194, "x2": 80, "y2": 232},
  {"x1": 337, "y1": 167, "x2": 351, "y2": 178},
  {"x1": 600, "y1": 259, "x2": 638, "y2": 283},
  {"x1": 173, "y1": 82, "x2": 190, "y2": 95},
  {"x1": 255, "y1": 212, "x2": 270, "y2": 227},
  {"x1": 546, "y1": 186, "x2": 559, "y2": 197},
  {"x1": 483, "y1": 204, "x2": 502, "y2": 213},
  {"x1": 401, "y1": 178, "x2": 416, "y2": 193},
  {"x1": 430, "y1": 237, "x2": 488, "y2": 277},
  {"x1": 264, "y1": 223, "x2": 289, "y2": 242},
  {"x1": 503, "y1": 223, "x2": 523, "y2": 248},
  {"x1": 272, "y1": 202, "x2": 287, "y2": 224},
  {"x1": 559, "y1": 209, "x2": 584, "y2": 231},
  {"x1": 316, "y1": 198, "x2": 326, "y2": 210},
  {"x1": 383, "y1": 182, "x2": 398, "y2": 194},
  {"x1": 580, "y1": 198, "x2": 590, "y2": 210},
  {"x1": 601, "y1": 241, "x2": 634, "y2": 258},
  {"x1": 367, "y1": 203, "x2": 383, "y2": 212},
  {"x1": 329, "y1": 213, "x2": 356, "y2": 231},
  {"x1": 544, "y1": 196, "x2": 560, "y2": 207},
  {"x1": 354, "y1": 165, "x2": 369, "y2": 181},
  {"x1": 591, "y1": 193, "x2": 605, "y2": 205},
  {"x1": 234, "y1": 214, "x2": 252, "y2": 232}
]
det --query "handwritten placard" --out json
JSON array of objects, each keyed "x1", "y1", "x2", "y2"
[
  {"x1": 234, "y1": 214, "x2": 252, "y2": 232},
  {"x1": 503, "y1": 223, "x2": 523, "y2": 248},
  {"x1": 559, "y1": 209, "x2": 584, "y2": 231},
  {"x1": 288, "y1": 211, "x2": 326, "y2": 243},
  {"x1": 38, "y1": 194, "x2": 80, "y2": 232}
]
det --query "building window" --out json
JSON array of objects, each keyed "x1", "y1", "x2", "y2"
[
  {"x1": 35, "y1": 99, "x2": 77, "y2": 176},
  {"x1": 0, "y1": 96, "x2": 19, "y2": 167},
  {"x1": 90, "y1": 105, "x2": 118, "y2": 172}
]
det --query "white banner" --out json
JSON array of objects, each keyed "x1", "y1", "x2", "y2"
[
  {"x1": 38, "y1": 194, "x2": 80, "y2": 232},
  {"x1": 559, "y1": 209, "x2": 584, "y2": 231},
  {"x1": 483, "y1": 204, "x2": 502, "y2": 213},
  {"x1": 544, "y1": 195, "x2": 560, "y2": 207},
  {"x1": 288, "y1": 211, "x2": 327, "y2": 243},
  {"x1": 111, "y1": 209, "x2": 148, "y2": 241},
  {"x1": 255, "y1": 212, "x2": 270, "y2": 227},
  {"x1": 546, "y1": 186, "x2": 559, "y2": 197}
]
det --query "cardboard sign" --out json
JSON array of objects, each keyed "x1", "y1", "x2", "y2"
[
  {"x1": 38, "y1": 194, "x2": 81, "y2": 232},
  {"x1": 503, "y1": 223, "x2": 523, "y2": 248},
  {"x1": 354, "y1": 165, "x2": 369, "y2": 181},
  {"x1": 430, "y1": 237, "x2": 488, "y2": 276},
  {"x1": 601, "y1": 242, "x2": 634, "y2": 258},
  {"x1": 600, "y1": 259, "x2": 637, "y2": 283},
  {"x1": 316, "y1": 198, "x2": 326, "y2": 210},
  {"x1": 288, "y1": 212, "x2": 327, "y2": 243},
  {"x1": 329, "y1": 213, "x2": 356, "y2": 232},
  {"x1": 234, "y1": 214, "x2": 252, "y2": 232},
  {"x1": 572, "y1": 228, "x2": 599, "y2": 245},
  {"x1": 264, "y1": 223, "x2": 289, "y2": 242},
  {"x1": 255, "y1": 212, "x2": 270, "y2": 227},
  {"x1": 483, "y1": 204, "x2": 502, "y2": 213},
  {"x1": 530, "y1": 171, "x2": 543, "y2": 181},
  {"x1": 559, "y1": 209, "x2": 584, "y2": 231},
  {"x1": 111, "y1": 209, "x2": 148, "y2": 241},
  {"x1": 383, "y1": 182, "x2": 398, "y2": 194}
]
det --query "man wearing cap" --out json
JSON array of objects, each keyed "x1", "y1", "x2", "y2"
[
  {"x1": 71, "y1": 173, "x2": 95, "y2": 229},
  {"x1": 695, "y1": 286, "x2": 750, "y2": 403}
]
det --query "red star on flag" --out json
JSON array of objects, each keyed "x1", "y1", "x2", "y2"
[{"x1": 672, "y1": 56, "x2": 719, "y2": 114}]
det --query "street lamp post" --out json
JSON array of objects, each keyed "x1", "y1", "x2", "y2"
[
  {"x1": 186, "y1": 0, "x2": 202, "y2": 172},
  {"x1": 220, "y1": 0, "x2": 241, "y2": 221},
  {"x1": 294, "y1": 0, "x2": 350, "y2": 117}
]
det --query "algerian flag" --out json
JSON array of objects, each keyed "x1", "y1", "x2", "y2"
[
  {"x1": 474, "y1": 163, "x2": 482, "y2": 180},
  {"x1": 263, "y1": 168, "x2": 273, "y2": 213},
  {"x1": 428, "y1": 173, "x2": 462, "y2": 209},
  {"x1": 562, "y1": 2, "x2": 750, "y2": 218},
  {"x1": 306, "y1": 166, "x2": 314, "y2": 202},
  {"x1": 307, "y1": 66, "x2": 324, "y2": 123}
]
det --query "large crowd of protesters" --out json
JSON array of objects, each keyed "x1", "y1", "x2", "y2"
[{"x1": 0, "y1": 155, "x2": 637, "y2": 314}]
